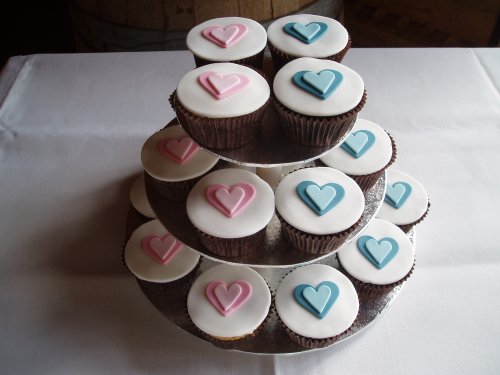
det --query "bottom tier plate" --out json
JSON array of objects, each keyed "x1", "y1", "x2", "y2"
[{"x1": 126, "y1": 207, "x2": 414, "y2": 355}]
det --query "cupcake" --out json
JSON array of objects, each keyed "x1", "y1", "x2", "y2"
[
  {"x1": 186, "y1": 168, "x2": 275, "y2": 257},
  {"x1": 377, "y1": 169, "x2": 430, "y2": 233},
  {"x1": 274, "y1": 167, "x2": 365, "y2": 255},
  {"x1": 187, "y1": 264, "x2": 271, "y2": 341},
  {"x1": 186, "y1": 17, "x2": 267, "y2": 69},
  {"x1": 267, "y1": 14, "x2": 350, "y2": 70},
  {"x1": 170, "y1": 62, "x2": 270, "y2": 150},
  {"x1": 275, "y1": 264, "x2": 359, "y2": 348},
  {"x1": 318, "y1": 118, "x2": 397, "y2": 192},
  {"x1": 141, "y1": 124, "x2": 221, "y2": 202},
  {"x1": 337, "y1": 218, "x2": 415, "y2": 294},
  {"x1": 124, "y1": 219, "x2": 200, "y2": 297},
  {"x1": 130, "y1": 174, "x2": 157, "y2": 219},
  {"x1": 273, "y1": 57, "x2": 366, "y2": 147}
]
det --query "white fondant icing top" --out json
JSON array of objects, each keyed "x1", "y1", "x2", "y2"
[
  {"x1": 275, "y1": 264, "x2": 359, "y2": 339},
  {"x1": 267, "y1": 14, "x2": 349, "y2": 58},
  {"x1": 124, "y1": 220, "x2": 200, "y2": 282},
  {"x1": 141, "y1": 125, "x2": 219, "y2": 182},
  {"x1": 130, "y1": 174, "x2": 157, "y2": 219},
  {"x1": 338, "y1": 218, "x2": 414, "y2": 285},
  {"x1": 273, "y1": 57, "x2": 364, "y2": 116},
  {"x1": 187, "y1": 17, "x2": 267, "y2": 61},
  {"x1": 186, "y1": 168, "x2": 275, "y2": 238},
  {"x1": 187, "y1": 264, "x2": 271, "y2": 338},
  {"x1": 377, "y1": 169, "x2": 429, "y2": 225},
  {"x1": 176, "y1": 63, "x2": 270, "y2": 118},
  {"x1": 275, "y1": 167, "x2": 365, "y2": 235},
  {"x1": 320, "y1": 118, "x2": 393, "y2": 175}
]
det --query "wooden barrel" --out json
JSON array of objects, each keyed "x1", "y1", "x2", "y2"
[{"x1": 70, "y1": 0, "x2": 344, "y2": 52}]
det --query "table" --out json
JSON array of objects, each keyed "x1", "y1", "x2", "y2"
[{"x1": 1, "y1": 49, "x2": 499, "y2": 374}]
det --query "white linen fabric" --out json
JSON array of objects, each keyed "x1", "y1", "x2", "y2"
[{"x1": 0, "y1": 49, "x2": 499, "y2": 375}]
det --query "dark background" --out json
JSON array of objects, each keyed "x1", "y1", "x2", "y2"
[{"x1": 1, "y1": 0, "x2": 499, "y2": 69}]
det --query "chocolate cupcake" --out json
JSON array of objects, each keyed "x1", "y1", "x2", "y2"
[
  {"x1": 186, "y1": 17, "x2": 267, "y2": 69},
  {"x1": 186, "y1": 168, "x2": 275, "y2": 258},
  {"x1": 274, "y1": 167, "x2": 365, "y2": 255},
  {"x1": 141, "y1": 124, "x2": 221, "y2": 202},
  {"x1": 267, "y1": 14, "x2": 351, "y2": 70},
  {"x1": 377, "y1": 169, "x2": 430, "y2": 233},
  {"x1": 130, "y1": 174, "x2": 157, "y2": 219},
  {"x1": 273, "y1": 57, "x2": 366, "y2": 147},
  {"x1": 275, "y1": 264, "x2": 359, "y2": 348},
  {"x1": 170, "y1": 62, "x2": 270, "y2": 150},
  {"x1": 187, "y1": 264, "x2": 271, "y2": 341},
  {"x1": 318, "y1": 118, "x2": 397, "y2": 192},
  {"x1": 124, "y1": 219, "x2": 200, "y2": 297},
  {"x1": 337, "y1": 218, "x2": 415, "y2": 295}
]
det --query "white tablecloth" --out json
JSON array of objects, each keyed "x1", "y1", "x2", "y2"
[{"x1": 1, "y1": 49, "x2": 499, "y2": 374}]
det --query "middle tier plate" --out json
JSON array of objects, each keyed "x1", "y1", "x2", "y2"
[{"x1": 146, "y1": 171, "x2": 385, "y2": 268}]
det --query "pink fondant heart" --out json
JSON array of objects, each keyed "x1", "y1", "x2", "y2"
[
  {"x1": 141, "y1": 234, "x2": 182, "y2": 264},
  {"x1": 198, "y1": 71, "x2": 250, "y2": 100},
  {"x1": 157, "y1": 136, "x2": 200, "y2": 164},
  {"x1": 202, "y1": 24, "x2": 248, "y2": 48},
  {"x1": 205, "y1": 280, "x2": 252, "y2": 316},
  {"x1": 205, "y1": 182, "x2": 256, "y2": 218}
]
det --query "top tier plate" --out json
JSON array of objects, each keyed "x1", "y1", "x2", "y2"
[{"x1": 175, "y1": 104, "x2": 354, "y2": 168}]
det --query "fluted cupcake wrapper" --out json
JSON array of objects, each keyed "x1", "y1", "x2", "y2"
[
  {"x1": 397, "y1": 201, "x2": 431, "y2": 234},
  {"x1": 273, "y1": 91, "x2": 367, "y2": 147},
  {"x1": 337, "y1": 256, "x2": 416, "y2": 296},
  {"x1": 277, "y1": 212, "x2": 363, "y2": 255},
  {"x1": 268, "y1": 36, "x2": 352, "y2": 71},
  {"x1": 195, "y1": 227, "x2": 267, "y2": 258},
  {"x1": 192, "y1": 49, "x2": 265, "y2": 70},
  {"x1": 170, "y1": 92, "x2": 270, "y2": 150}
]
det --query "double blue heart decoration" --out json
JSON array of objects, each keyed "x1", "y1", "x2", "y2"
[
  {"x1": 294, "y1": 281, "x2": 340, "y2": 319},
  {"x1": 357, "y1": 235, "x2": 399, "y2": 269},
  {"x1": 385, "y1": 181, "x2": 412, "y2": 209},
  {"x1": 340, "y1": 130, "x2": 376, "y2": 158},
  {"x1": 283, "y1": 22, "x2": 328, "y2": 44},
  {"x1": 297, "y1": 181, "x2": 345, "y2": 216},
  {"x1": 292, "y1": 69, "x2": 343, "y2": 100}
]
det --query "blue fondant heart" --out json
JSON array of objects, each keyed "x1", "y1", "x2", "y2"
[
  {"x1": 294, "y1": 281, "x2": 339, "y2": 319},
  {"x1": 283, "y1": 22, "x2": 328, "y2": 44},
  {"x1": 297, "y1": 181, "x2": 345, "y2": 216},
  {"x1": 340, "y1": 130, "x2": 376, "y2": 158},
  {"x1": 357, "y1": 235, "x2": 399, "y2": 269},
  {"x1": 385, "y1": 181, "x2": 412, "y2": 208},
  {"x1": 292, "y1": 70, "x2": 343, "y2": 100}
]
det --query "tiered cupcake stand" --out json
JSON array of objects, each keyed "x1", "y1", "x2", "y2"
[{"x1": 125, "y1": 103, "x2": 415, "y2": 354}]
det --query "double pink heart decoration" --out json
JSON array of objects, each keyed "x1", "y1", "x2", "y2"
[
  {"x1": 141, "y1": 233, "x2": 182, "y2": 264},
  {"x1": 205, "y1": 280, "x2": 253, "y2": 316},
  {"x1": 202, "y1": 24, "x2": 248, "y2": 48},
  {"x1": 157, "y1": 136, "x2": 200, "y2": 164},
  {"x1": 198, "y1": 71, "x2": 250, "y2": 100},
  {"x1": 205, "y1": 182, "x2": 256, "y2": 218}
]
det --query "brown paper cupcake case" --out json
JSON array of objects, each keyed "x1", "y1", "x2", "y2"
[
  {"x1": 170, "y1": 92, "x2": 270, "y2": 150},
  {"x1": 337, "y1": 256, "x2": 416, "y2": 296},
  {"x1": 272, "y1": 90, "x2": 367, "y2": 147},
  {"x1": 192, "y1": 49, "x2": 265, "y2": 70},
  {"x1": 144, "y1": 160, "x2": 228, "y2": 203},
  {"x1": 268, "y1": 36, "x2": 352, "y2": 71},
  {"x1": 277, "y1": 212, "x2": 363, "y2": 255},
  {"x1": 316, "y1": 132, "x2": 398, "y2": 193},
  {"x1": 195, "y1": 226, "x2": 267, "y2": 258},
  {"x1": 397, "y1": 202, "x2": 431, "y2": 233}
]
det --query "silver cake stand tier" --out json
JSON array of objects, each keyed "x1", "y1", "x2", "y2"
[
  {"x1": 125, "y1": 206, "x2": 415, "y2": 355},
  {"x1": 145, "y1": 172, "x2": 385, "y2": 268}
]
